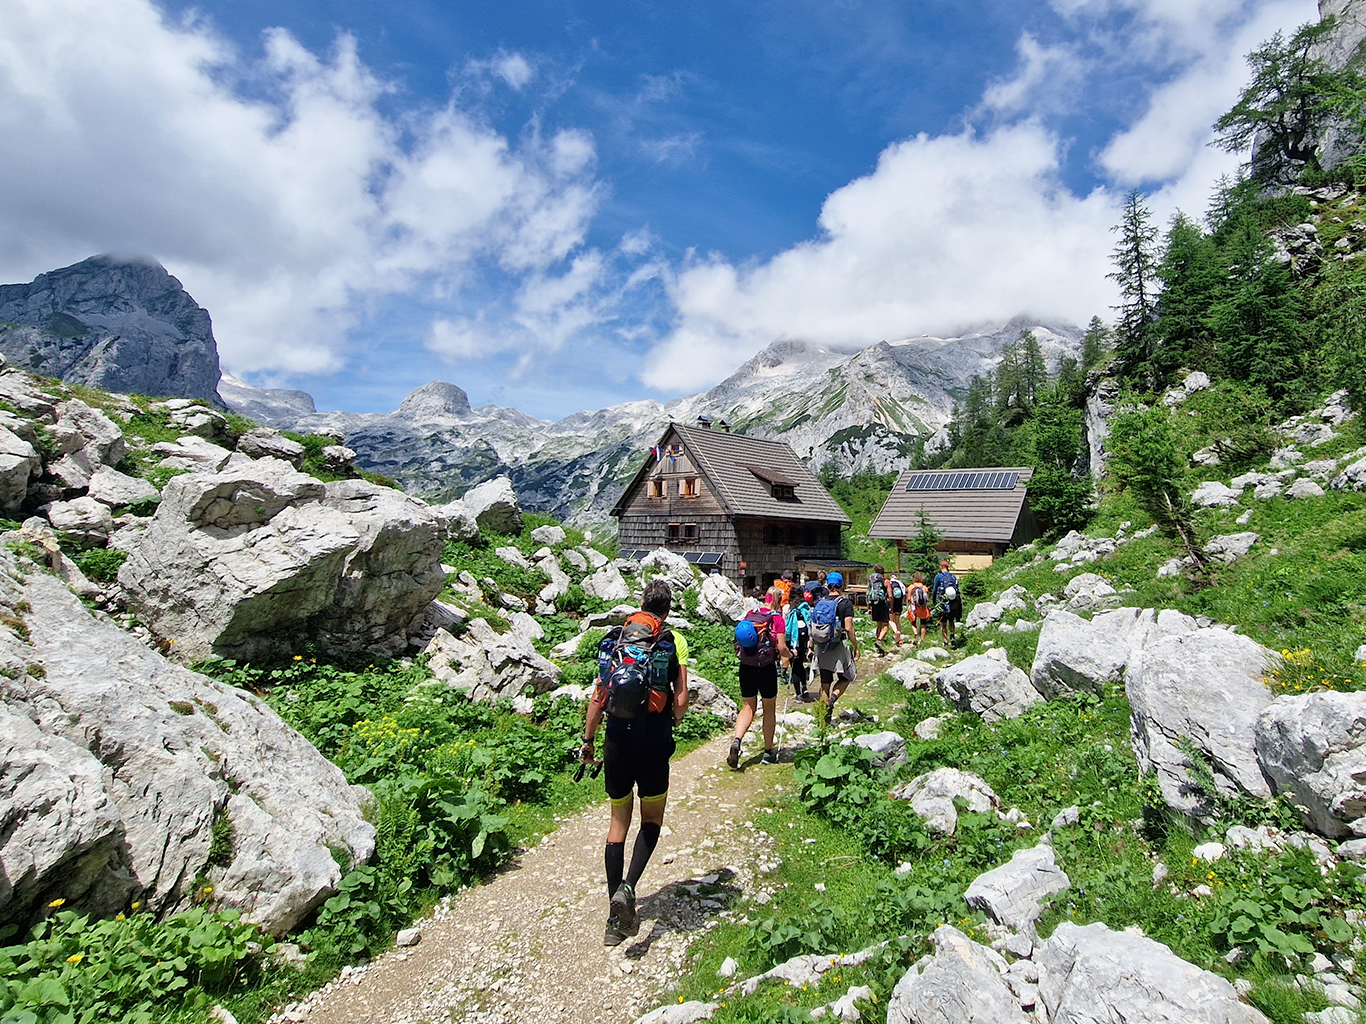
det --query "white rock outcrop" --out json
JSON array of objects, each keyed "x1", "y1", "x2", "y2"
[
  {"x1": 460, "y1": 476, "x2": 522, "y2": 535},
  {"x1": 935, "y1": 654, "x2": 1042, "y2": 723},
  {"x1": 848, "y1": 730, "x2": 908, "y2": 769},
  {"x1": 236, "y1": 428, "x2": 305, "y2": 466},
  {"x1": 86, "y1": 465, "x2": 158, "y2": 508},
  {"x1": 1038, "y1": 921, "x2": 1270, "y2": 1023},
  {"x1": 582, "y1": 563, "x2": 631, "y2": 603},
  {"x1": 1127, "y1": 628, "x2": 1276, "y2": 815},
  {"x1": 118, "y1": 461, "x2": 448, "y2": 662},
  {"x1": 1192, "y1": 481, "x2": 1242, "y2": 508},
  {"x1": 424, "y1": 618, "x2": 561, "y2": 702},
  {"x1": 1030, "y1": 610, "x2": 1130, "y2": 698},
  {"x1": 641, "y1": 548, "x2": 698, "y2": 593},
  {"x1": 0, "y1": 424, "x2": 40, "y2": 511},
  {"x1": 45, "y1": 496, "x2": 113, "y2": 548},
  {"x1": 530, "y1": 524, "x2": 566, "y2": 546},
  {"x1": 687, "y1": 675, "x2": 739, "y2": 724},
  {"x1": 1256, "y1": 691, "x2": 1366, "y2": 838},
  {"x1": 695, "y1": 572, "x2": 747, "y2": 623},
  {"x1": 964, "y1": 843, "x2": 1070, "y2": 932},
  {"x1": 0, "y1": 544, "x2": 373, "y2": 935},
  {"x1": 891, "y1": 768, "x2": 1000, "y2": 835},
  {"x1": 887, "y1": 925, "x2": 1028, "y2": 1024}
]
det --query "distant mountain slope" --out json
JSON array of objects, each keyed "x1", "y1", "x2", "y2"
[
  {"x1": 226, "y1": 316, "x2": 1082, "y2": 523},
  {"x1": 0, "y1": 256, "x2": 223, "y2": 405}
]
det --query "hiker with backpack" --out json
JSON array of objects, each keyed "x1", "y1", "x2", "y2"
[
  {"x1": 727, "y1": 602, "x2": 791, "y2": 768},
  {"x1": 887, "y1": 571, "x2": 906, "y2": 648},
  {"x1": 908, "y1": 571, "x2": 932, "y2": 646},
  {"x1": 932, "y1": 559, "x2": 962, "y2": 645},
  {"x1": 867, "y1": 564, "x2": 891, "y2": 656},
  {"x1": 784, "y1": 585, "x2": 816, "y2": 703},
  {"x1": 811, "y1": 572, "x2": 858, "y2": 714},
  {"x1": 580, "y1": 580, "x2": 688, "y2": 946}
]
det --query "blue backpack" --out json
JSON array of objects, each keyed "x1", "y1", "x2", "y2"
[{"x1": 810, "y1": 597, "x2": 844, "y2": 645}]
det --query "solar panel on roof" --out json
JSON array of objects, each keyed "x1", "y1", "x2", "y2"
[{"x1": 906, "y1": 471, "x2": 1019, "y2": 492}]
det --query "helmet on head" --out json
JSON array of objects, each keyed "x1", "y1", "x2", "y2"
[
  {"x1": 734, "y1": 620, "x2": 759, "y2": 648},
  {"x1": 944, "y1": 586, "x2": 958, "y2": 601},
  {"x1": 826, "y1": 571, "x2": 844, "y2": 588}
]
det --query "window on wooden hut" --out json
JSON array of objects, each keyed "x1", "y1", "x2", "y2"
[
  {"x1": 682, "y1": 523, "x2": 698, "y2": 543},
  {"x1": 682, "y1": 477, "x2": 700, "y2": 498},
  {"x1": 668, "y1": 522, "x2": 682, "y2": 542},
  {"x1": 649, "y1": 479, "x2": 665, "y2": 499}
]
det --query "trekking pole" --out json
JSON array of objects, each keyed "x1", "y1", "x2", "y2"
[{"x1": 568, "y1": 742, "x2": 602, "y2": 782}]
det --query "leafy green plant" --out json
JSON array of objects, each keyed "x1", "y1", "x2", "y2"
[{"x1": 71, "y1": 548, "x2": 127, "y2": 584}]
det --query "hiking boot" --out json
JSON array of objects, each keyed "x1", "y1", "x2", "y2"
[
  {"x1": 611, "y1": 882, "x2": 638, "y2": 937},
  {"x1": 797, "y1": 690, "x2": 816, "y2": 703},
  {"x1": 604, "y1": 899, "x2": 627, "y2": 946},
  {"x1": 762, "y1": 749, "x2": 779, "y2": 765},
  {"x1": 726, "y1": 737, "x2": 741, "y2": 769},
  {"x1": 875, "y1": 643, "x2": 886, "y2": 656}
]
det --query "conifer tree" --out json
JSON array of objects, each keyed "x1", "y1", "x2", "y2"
[
  {"x1": 1080, "y1": 316, "x2": 1112, "y2": 371},
  {"x1": 1154, "y1": 213, "x2": 1221, "y2": 380},
  {"x1": 1109, "y1": 191, "x2": 1161, "y2": 382}
]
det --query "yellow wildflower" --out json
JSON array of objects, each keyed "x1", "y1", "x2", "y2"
[
  {"x1": 48, "y1": 898, "x2": 65, "y2": 908},
  {"x1": 67, "y1": 953, "x2": 83, "y2": 964},
  {"x1": 116, "y1": 913, "x2": 125, "y2": 921},
  {"x1": 131, "y1": 902, "x2": 141, "y2": 910},
  {"x1": 293, "y1": 655, "x2": 303, "y2": 661}
]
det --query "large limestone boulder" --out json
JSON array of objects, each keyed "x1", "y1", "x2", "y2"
[
  {"x1": 1127, "y1": 629, "x2": 1276, "y2": 815},
  {"x1": 461, "y1": 476, "x2": 522, "y2": 535},
  {"x1": 696, "y1": 572, "x2": 747, "y2": 623},
  {"x1": 1031, "y1": 610, "x2": 1130, "y2": 698},
  {"x1": 687, "y1": 674, "x2": 738, "y2": 724},
  {"x1": 887, "y1": 656, "x2": 936, "y2": 690},
  {"x1": 935, "y1": 654, "x2": 1042, "y2": 723},
  {"x1": 530, "y1": 524, "x2": 566, "y2": 546},
  {"x1": 46, "y1": 399, "x2": 127, "y2": 490},
  {"x1": 583, "y1": 563, "x2": 631, "y2": 603},
  {"x1": 641, "y1": 548, "x2": 698, "y2": 593},
  {"x1": 424, "y1": 618, "x2": 561, "y2": 701},
  {"x1": 1038, "y1": 921, "x2": 1269, "y2": 1023},
  {"x1": 87, "y1": 465, "x2": 158, "y2": 508},
  {"x1": 1192, "y1": 480, "x2": 1242, "y2": 507},
  {"x1": 0, "y1": 545, "x2": 374, "y2": 935},
  {"x1": 0, "y1": 424, "x2": 40, "y2": 512},
  {"x1": 151, "y1": 435, "x2": 234, "y2": 473},
  {"x1": 891, "y1": 768, "x2": 1000, "y2": 835},
  {"x1": 118, "y1": 461, "x2": 447, "y2": 661},
  {"x1": 237, "y1": 427, "x2": 306, "y2": 466},
  {"x1": 887, "y1": 925, "x2": 1029, "y2": 1024},
  {"x1": 45, "y1": 496, "x2": 114, "y2": 549},
  {"x1": 1256, "y1": 691, "x2": 1366, "y2": 838},
  {"x1": 964, "y1": 842, "x2": 1070, "y2": 932},
  {"x1": 1062, "y1": 572, "x2": 1119, "y2": 613},
  {"x1": 436, "y1": 499, "x2": 479, "y2": 541}
]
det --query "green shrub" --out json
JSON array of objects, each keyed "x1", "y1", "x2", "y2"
[
  {"x1": 442, "y1": 538, "x2": 548, "y2": 601},
  {"x1": 0, "y1": 906, "x2": 267, "y2": 1024},
  {"x1": 71, "y1": 548, "x2": 127, "y2": 584}
]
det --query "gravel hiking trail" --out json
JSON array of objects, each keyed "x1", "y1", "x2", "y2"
[{"x1": 282, "y1": 658, "x2": 897, "y2": 1024}]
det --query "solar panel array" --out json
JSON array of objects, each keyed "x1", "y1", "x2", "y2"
[{"x1": 905, "y1": 470, "x2": 1020, "y2": 492}]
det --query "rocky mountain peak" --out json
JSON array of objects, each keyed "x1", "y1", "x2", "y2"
[
  {"x1": 396, "y1": 381, "x2": 473, "y2": 421},
  {"x1": 0, "y1": 254, "x2": 223, "y2": 406}
]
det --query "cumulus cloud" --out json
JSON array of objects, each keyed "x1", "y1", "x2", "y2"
[
  {"x1": 0, "y1": 0, "x2": 599, "y2": 374},
  {"x1": 642, "y1": 124, "x2": 1121, "y2": 392},
  {"x1": 980, "y1": 33, "x2": 1086, "y2": 115}
]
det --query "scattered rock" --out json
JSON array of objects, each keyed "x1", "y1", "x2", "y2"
[
  {"x1": 916, "y1": 646, "x2": 951, "y2": 662},
  {"x1": 1062, "y1": 572, "x2": 1119, "y2": 613},
  {"x1": 1030, "y1": 610, "x2": 1130, "y2": 698},
  {"x1": 236, "y1": 428, "x2": 305, "y2": 466},
  {"x1": 1037, "y1": 921, "x2": 1270, "y2": 1023},
  {"x1": 424, "y1": 619, "x2": 561, "y2": 702},
  {"x1": 695, "y1": 572, "x2": 747, "y2": 623},
  {"x1": 1051, "y1": 806, "x2": 1080, "y2": 829},
  {"x1": 887, "y1": 656, "x2": 936, "y2": 690},
  {"x1": 634, "y1": 1002, "x2": 719, "y2": 1024},
  {"x1": 0, "y1": 425, "x2": 40, "y2": 511},
  {"x1": 964, "y1": 842, "x2": 1070, "y2": 932},
  {"x1": 530, "y1": 524, "x2": 566, "y2": 546},
  {"x1": 151, "y1": 435, "x2": 234, "y2": 473},
  {"x1": 914, "y1": 716, "x2": 942, "y2": 741},
  {"x1": 887, "y1": 925, "x2": 1028, "y2": 1024},
  {"x1": 1332, "y1": 456, "x2": 1366, "y2": 492},
  {"x1": 935, "y1": 654, "x2": 1042, "y2": 724},
  {"x1": 1128, "y1": 629, "x2": 1277, "y2": 816},
  {"x1": 45, "y1": 496, "x2": 113, "y2": 548},
  {"x1": 1256, "y1": 691, "x2": 1366, "y2": 838},
  {"x1": 687, "y1": 675, "x2": 739, "y2": 724},
  {"x1": 847, "y1": 731, "x2": 907, "y2": 769},
  {"x1": 495, "y1": 545, "x2": 531, "y2": 570},
  {"x1": 1192, "y1": 841, "x2": 1226, "y2": 862},
  {"x1": 1288, "y1": 477, "x2": 1326, "y2": 499},
  {"x1": 1192, "y1": 481, "x2": 1242, "y2": 508},
  {"x1": 436, "y1": 500, "x2": 479, "y2": 541},
  {"x1": 1204, "y1": 532, "x2": 1260, "y2": 563},
  {"x1": 891, "y1": 768, "x2": 1000, "y2": 835},
  {"x1": 320, "y1": 446, "x2": 356, "y2": 475},
  {"x1": 460, "y1": 476, "x2": 522, "y2": 535},
  {"x1": 86, "y1": 466, "x2": 158, "y2": 508},
  {"x1": 641, "y1": 548, "x2": 698, "y2": 593},
  {"x1": 582, "y1": 563, "x2": 631, "y2": 603},
  {"x1": 964, "y1": 601, "x2": 1002, "y2": 629}
]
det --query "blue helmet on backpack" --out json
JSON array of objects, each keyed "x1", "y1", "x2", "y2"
[{"x1": 734, "y1": 619, "x2": 759, "y2": 649}]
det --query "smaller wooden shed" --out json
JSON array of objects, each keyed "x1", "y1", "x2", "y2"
[{"x1": 868, "y1": 467, "x2": 1041, "y2": 567}]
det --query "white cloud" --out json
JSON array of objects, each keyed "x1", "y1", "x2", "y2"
[
  {"x1": 981, "y1": 33, "x2": 1085, "y2": 115},
  {"x1": 1099, "y1": 0, "x2": 1318, "y2": 185},
  {"x1": 0, "y1": 0, "x2": 599, "y2": 374},
  {"x1": 640, "y1": 132, "x2": 703, "y2": 164},
  {"x1": 642, "y1": 124, "x2": 1121, "y2": 392}
]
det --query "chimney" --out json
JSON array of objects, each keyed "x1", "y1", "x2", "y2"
[
  {"x1": 696, "y1": 415, "x2": 713, "y2": 430},
  {"x1": 719, "y1": 418, "x2": 731, "y2": 432}
]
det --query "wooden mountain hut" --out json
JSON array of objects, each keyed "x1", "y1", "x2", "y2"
[
  {"x1": 611, "y1": 419, "x2": 853, "y2": 591},
  {"x1": 868, "y1": 467, "x2": 1041, "y2": 569}
]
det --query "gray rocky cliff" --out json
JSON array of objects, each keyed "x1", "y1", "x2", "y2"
[{"x1": 0, "y1": 256, "x2": 223, "y2": 405}]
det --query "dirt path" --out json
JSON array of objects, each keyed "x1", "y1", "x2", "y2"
[{"x1": 275, "y1": 657, "x2": 901, "y2": 1024}]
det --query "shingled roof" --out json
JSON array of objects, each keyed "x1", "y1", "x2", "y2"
[
  {"x1": 869, "y1": 467, "x2": 1034, "y2": 544},
  {"x1": 612, "y1": 422, "x2": 851, "y2": 525}
]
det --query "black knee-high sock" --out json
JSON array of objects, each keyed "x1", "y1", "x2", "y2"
[
  {"x1": 605, "y1": 841, "x2": 625, "y2": 896},
  {"x1": 626, "y1": 822, "x2": 661, "y2": 887}
]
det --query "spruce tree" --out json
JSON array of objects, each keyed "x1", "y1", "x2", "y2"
[
  {"x1": 1080, "y1": 316, "x2": 1112, "y2": 371},
  {"x1": 1109, "y1": 191, "x2": 1161, "y2": 382},
  {"x1": 1154, "y1": 213, "x2": 1221, "y2": 381}
]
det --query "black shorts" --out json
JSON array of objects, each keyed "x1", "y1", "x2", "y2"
[
  {"x1": 603, "y1": 715, "x2": 675, "y2": 802},
  {"x1": 940, "y1": 600, "x2": 962, "y2": 624},
  {"x1": 738, "y1": 662, "x2": 779, "y2": 700},
  {"x1": 891, "y1": 597, "x2": 904, "y2": 615},
  {"x1": 870, "y1": 602, "x2": 889, "y2": 623}
]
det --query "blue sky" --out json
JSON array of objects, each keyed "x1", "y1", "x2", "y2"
[{"x1": 0, "y1": 0, "x2": 1320, "y2": 418}]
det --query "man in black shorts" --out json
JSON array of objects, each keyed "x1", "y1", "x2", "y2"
[
  {"x1": 580, "y1": 580, "x2": 687, "y2": 946},
  {"x1": 868, "y1": 563, "x2": 891, "y2": 655},
  {"x1": 727, "y1": 604, "x2": 790, "y2": 769}
]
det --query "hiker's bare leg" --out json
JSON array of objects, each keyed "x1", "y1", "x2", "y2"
[
  {"x1": 608, "y1": 794, "x2": 634, "y2": 843},
  {"x1": 734, "y1": 696, "x2": 757, "y2": 741}
]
